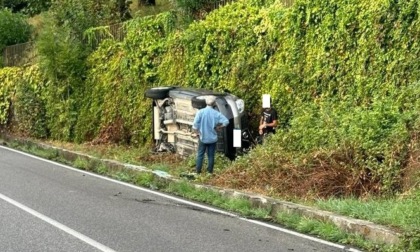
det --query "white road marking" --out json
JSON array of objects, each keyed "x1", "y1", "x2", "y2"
[
  {"x1": 0, "y1": 145, "x2": 362, "y2": 252},
  {"x1": 0, "y1": 192, "x2": 116, "y2": 252}
]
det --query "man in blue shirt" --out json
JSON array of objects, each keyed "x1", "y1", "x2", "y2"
[{"x1": 192, "y1": 95, "x2": 229, "y2": 174}]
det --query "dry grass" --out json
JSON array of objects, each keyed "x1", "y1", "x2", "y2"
[
  {"x1": 209, "y1": 147, "x2": 392, "y2": 200},
  {"x1": 27, "y1": 15, "x2": 45, "y2": 38},
  {"x1": 402, "y1": 132, "x2": 420, "y2": 191}
]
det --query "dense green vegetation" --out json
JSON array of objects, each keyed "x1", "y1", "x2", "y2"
[
  {"x1": 1, "y1": 0, "x2": 420, "y2": 249},
  {"x1": 1, "y1": 0, "x2": 51, "y2": 15},
  {"x1": 0, "y1": 8, "x2": 32, "y2": 65},
  {"x1": 214, "y1": 0, "x2": 420, "y2": 196},
  {"x1": 0, "y1": 8, "x2": 31, "y2": 45},
  {"x1": 2, "y1": 0, "x2": 419, "y2": 195},
  {"x1": 75, "y1": 12, "x2": 176, "y2": 144}
]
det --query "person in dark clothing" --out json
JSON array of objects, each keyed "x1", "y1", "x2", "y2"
[{"x1": 258, "y1": 95, "x2": 278, "y2": 135}]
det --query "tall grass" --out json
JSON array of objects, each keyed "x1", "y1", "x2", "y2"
[{"x1": 315, "y1": 190, "x2": 420, "y2": 232}]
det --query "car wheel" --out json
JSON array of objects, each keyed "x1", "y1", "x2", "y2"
[
  {"x1": 145, "y1": 87, "x2": 174, "y2": 99},
  {"x1": 191, "y1": 96, "x2": 206, "y2": 109}
]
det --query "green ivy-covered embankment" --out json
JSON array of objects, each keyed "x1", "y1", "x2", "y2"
[{"x1": 1, "y1": 0, "x2": 420, "y2": 199}]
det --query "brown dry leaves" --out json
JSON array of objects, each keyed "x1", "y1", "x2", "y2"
[{"x1": 209, "y1": 149, "x2": 389, "y2": 200}]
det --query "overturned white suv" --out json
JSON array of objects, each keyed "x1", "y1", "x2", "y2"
[{"x1": 145, "y1": 87, "x2": 252, "y2": 160}]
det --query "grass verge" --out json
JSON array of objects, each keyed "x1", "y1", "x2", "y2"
[{"x1": 315, "y1": 194, "x2": 420, "y2": 251}]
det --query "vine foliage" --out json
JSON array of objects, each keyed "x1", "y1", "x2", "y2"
[{"x1": 1, "y1": 0, "x2": 420, "y2": 198}]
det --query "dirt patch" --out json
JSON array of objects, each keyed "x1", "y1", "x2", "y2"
[{"x1": 141, "y1": 152, "x2": 184, "y2": 165}]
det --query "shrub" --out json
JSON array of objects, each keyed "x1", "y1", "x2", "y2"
[
  {"x1": 36, "y1": 14, "x2": 87, "y2": 141},
  {"x1": 0, "y1": 67, "x2": 21, "y2": 125},
  {"x1": 13, "y1": 65, "x2": 48, "y2": 138},
  {"x1": 0, "y1": 8, "x2": 32, "y2": 64},
  {"x1": 34, "y1": 0, "x2": 136, "y2": 140},
  {"x1": 0, "y1": 8, "x2": 31, "y2": 46}
]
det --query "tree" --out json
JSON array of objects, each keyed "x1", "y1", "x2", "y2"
[
  {"x1": 2, "y1": 0, "x2": 51, "y2": 15},
  {"x1": 0, "y1": 8, "x2": 32, "y2": 47}
]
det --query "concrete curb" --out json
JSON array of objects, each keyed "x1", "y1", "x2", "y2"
[{"x1": 0, "y1": 134, "x2": 401, "y2": 246}]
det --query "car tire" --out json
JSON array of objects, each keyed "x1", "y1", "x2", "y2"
[
  {"x1": 145, "y1": 87, "x2": 174, "y2": 99},
  {"x1": 191, "y1": 96, "x2": 206, "y2": 109}
]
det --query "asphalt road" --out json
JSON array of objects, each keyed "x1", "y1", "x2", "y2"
[{"x1": 0, "y1": 145, "x2": 359, "y2": 252}]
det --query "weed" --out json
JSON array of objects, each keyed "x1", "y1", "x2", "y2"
[
  {"x1": 134, "y1": 172, "x2": 155, "y2": 187},
  {"x1": 164, "y1": 181, "x2": 269, "y2": 218},
  {"x1": 400, "y1": 229, "x2": 420, "y2": 252},
  {"x1": 29, "y1": 145, "x2": 58, "y2": 160},
  {"x1": 275, "y1": 212, "x2": 382, "y2": 252},
  {"x1": 73, "y1": 157, "x2": 89, "y2": 170},
  {"x1": 315, "y1": 191, "x2": 420, "y2": 232},
  {"x1": 95, "y1": 163, "x2": 109, "y2": 175},
  {"x1": 113, "y1": 171, "x2": 133, "y2": 182}
]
